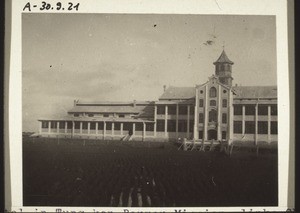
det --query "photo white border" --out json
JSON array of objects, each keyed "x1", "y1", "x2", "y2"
[{"x1": 7, "y1": 0, "x2": 291, "y2": 212}]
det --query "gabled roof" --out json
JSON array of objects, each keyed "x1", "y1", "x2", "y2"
[
  {"x1": 213, "y1": 50, "x2": 234, "y2": 65},
  {"x1": 233, "y1": 86, "x2": 277, "y2": 99},
  {"x1": 159, "y1": 86, "x2": 195, "y2": 100}
]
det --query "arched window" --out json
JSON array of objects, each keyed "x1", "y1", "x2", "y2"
[
  {"x1": 209, "y1": 87, "x2": 217, "y2": 98},
  {"x1": 222, "y1": 99, "x2": 227, "y2": 108},
  {"x1": 209, "y1": 110, "x2": 217, "y2": 122},
  {"x1": 210, "y1": 100, "x2": 216, "y2": 106}
]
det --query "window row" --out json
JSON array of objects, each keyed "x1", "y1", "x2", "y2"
[
  {"x1": 41, "y1": 121, "x2": 154, "y2": 131},
  {"x1": 157, "y1": 105, "x2": 195, "y2": 115},
  {"x1": 156, "y1": 119, "x2": 194, "y2": 132},
  {"x1": 233, "y1": 121, "x2": 278, "y2": 134},
  {"x1": 198, "y1": 112, "x2": 227, "y2": 123},
  {"x1": 234, "y1": 105, "x2": 277, "y2": 115},
  {"x1": 199, "y1": 99, "x2": 227, "y2": 107}
]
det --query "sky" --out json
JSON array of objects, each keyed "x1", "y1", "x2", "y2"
[{"x1": 22, "y1": 14, "x2": 276, "y2": 132}]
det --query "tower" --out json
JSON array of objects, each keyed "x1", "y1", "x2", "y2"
[{"x1": 213, "y1": 49, "x2": 234, "y2": 87}]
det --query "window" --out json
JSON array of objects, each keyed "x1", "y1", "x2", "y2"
[
  {"x1": 222, "y1": 131, "x2": 227, "y2": 140},
  {"x1": 210, "y1": 100, "x2": 216, "y2": 106},
  {"x1": 179, "y1": 106, "x2": 187, "y2": 115},
  {"x1": 42, "y1": 121, "x2": 48, "y2": 128},
  {"x1": 245, "y1": 121, "x2": 255, "y2": 134},
  {"x1": 156, "y1": 120, "x2": 165, "y2": 132},
  {"x1": 222, "y1": 99, "x2": 227, "y2": 108},
  {"x1": 234, "y1": 121, "x2": 242, "y2": 134},
  {"x1": 199, "y1": 99, "x2": 204, "y2": 107},
  {"x1": 209, "y1": 110, "x2": 217, "y2": 122},
  {"x1": 190, "y1": 106, "x2": 194, "y2": 115},
  {"x1": 74, "y1": 113, "x2": 79, "y2": 117},
  {"x1": 198, "y1": 131, "x2": 203, "y2": 139},
  {"x1": 135, "y1": 123, "x2": 143, "y2": 131},
  {"x1": 82, "y1": 122, "x2": 88, "y2": 130},
  {"x1": 88, "y1": 114, "x2": 94, "y2": 117},
  {"x1": 119, "y1": 114, "x2": 125, "y2": 118},
  {"x1": 114, "y1": 123, "x2": 121, "y2": 130},
  {"x1": 67, "y1": 121, "x2": 73, "y2": 129},
  {"x1": 74, "y1": 122, "x2": 80, "y2": 129},
  {"x1": 258, "y1": 105, "x2": 268, "y2": 115},
  {"x1": 98, "y1": 122, "x2": 104, "y2": 130},
  {"x1": 189, "y1": 120, "x2": 194, "y2": 132},
  {"x1": 234, "y1": 105, "x2": 242, "y2": 115},
  {"x1": 271, "y1": 121, "x2": 277, "y2": 134},
  {"x1": 199, "y1": 113, "x2": 204, "y2": 123},
  {"x1": 223, "y1": 90, "x2": 227, "y2": 94},
  {"x1": 59, "y1": 121, "x2": 65, "y2": 129},
  {"x1": 157, "y1": 106, "x2": 165, "y2": 115},
  {"x1": 258, "y1": 121, "x2": 268, "y2": 134},
  {"x1": 167, "y1": 120, "x2": 176, "y2": 132},
  {"x1": 200, "y1": 90, "x2": 203, "y2": 94},
  {"x1": 222, "y1": 113, "x2": 227, "y2": 124},
  {"x1": 106, "y1": 122, "x2": 112, "y2": 130},
  {"x1": 168, "y1": 106, "x2": 176, "y2": 115},
  {"x1": 245, "y1": 105, "x2": 255, "y2": 115},
  {"x1": 103, "y1": 114, "x2": 109, "y2": 117},
  {"x1": 178, "y1": 120, "x2": 187, "y2": 132},
  {"x1": 209, "y1": 87, "x2": 217, "y2": 98},
  {"x1": 90, "y1": 122, "x2": 96, "y2": 130},
  {"x1": 51, "y1": 121, "x2": 57, "y2": 129},
  {"x1": 271, "y1": 105, "x2": 277, "y2": 115},
  {"x1": 146, "y1": 123, "x2": 154, "y2": 131}
]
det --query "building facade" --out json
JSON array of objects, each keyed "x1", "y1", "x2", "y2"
[{"x1": 37, "y1": 50, "x2": 278, "y2": 143}]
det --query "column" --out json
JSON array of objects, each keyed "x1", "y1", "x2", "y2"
[
  {"x1": 176, "y1": 104, "x2": 179, "y2": 138},
  {"x1": 48, "y1": 121, "x2": 51, "y2": 133},
  {"x1": 72, "y1": 121, "x2": 75, "y2": 138},
  {"x1": 87, "y1": 122, "x2": 90, "y2": 134},
  {"x1": 228, "y1": 91, "x2": 234, "y2": 144},
  {"x1": 154, "y1": 105, "x2": 157, "y2": 137},
  {"x1": 164, "y1": 105, "x2": 168, "y2": 137},
  {"x1": 57, "y1": 121, "x2": 59, "y2": 133},
  {"x1": 242, "y1": 105, "x2": 245, "y2": 135},
  {"x1": 39, "y1": 122, "x2": 42, "y2": 134},
  {"x1": 121, "y1": 123, "x2": 123, "y2": 135},
  {"x1": 103, "y1": 122, "x2": 106, "y2": 139},
  {"x1": 95, "y1": 122, "x2": 98, "y2": 135},
  {"x1": 255, "y1": 103, "x2": 258, "y2": 145},
  {"x1": 133, "y1": 123, "x2": 136, "y2": 136},
  {"x1": 80, "y1": 122, "x2": 83, "y2": 134},
  {"x1": 203, "y1": 85, "x2": 208, "y2": 141},
  {"x1": 268, "y1": 105, "x2": 271, "y2": 142},
  {"x1": 143, "y1": 122, "x2": 146, "y2": 141},
  {"x1": 187, "y1": 105, "x2": 190, "y2": 138},
  {"x1": 217, "y1": 85, "x2": 221, "y2": 141},
  {"x1": 193, "y1": 88, "x2": 199, "y2": 140},
  {"x1": 64, "y1": 121, "x2": 67, "y2": 134},
  {"x1": 112, "y1": 122, "x2": 115, "y2": 136}
]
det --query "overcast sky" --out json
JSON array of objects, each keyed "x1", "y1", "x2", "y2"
[{"x1": 22, "y1": 14, "x2": 276, "y2": 132}]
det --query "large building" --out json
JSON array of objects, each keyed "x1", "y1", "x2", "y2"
[{"x1": 37, "y1": 50, "x2": 278, "y2": 143}]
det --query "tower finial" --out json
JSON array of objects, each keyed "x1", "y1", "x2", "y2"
[{"x1": 222, "y1": 41, "x2": 225, "y2": 50}]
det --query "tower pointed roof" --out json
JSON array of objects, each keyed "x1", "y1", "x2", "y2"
[{"x1": 213, "y1": 50, "x2": 234, "y2": 65}]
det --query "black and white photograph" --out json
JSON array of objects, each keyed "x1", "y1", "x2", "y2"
[{"x1": 6, "y1": 0, "x2": 293, "y2": 212}]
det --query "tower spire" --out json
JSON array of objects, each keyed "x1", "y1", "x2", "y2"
[{"x1": 213, "y1": 49, "x2": 234, "y2": 87}]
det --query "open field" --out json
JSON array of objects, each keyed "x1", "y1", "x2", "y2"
[{"x1": 23, "y1": 137, "x2": 278, "y2": 207}]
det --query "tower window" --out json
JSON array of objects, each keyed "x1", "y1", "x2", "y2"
[
  {"x1": 199, "y1": 113, "x2": 204, "y2": 123},
  {"x1": 199, "y1": 99, "x2": 204, "y2": 107},
  {"x1": 209, "y1": 110, "x2": 217, "y2": 122},
  {"x1": 210, "y1": 100, "x2": 216, "y2": 106},
  {"x1": 209, "y1": 87, "x2": 217, "y2": 98},
  {"x1": 222, "y1": 99, "x2": 227, "y2": 108},
  {"x1": 222, "y1": 113, "x2": 227, "y2": 124}
]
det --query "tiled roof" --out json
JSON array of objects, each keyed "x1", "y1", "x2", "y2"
[
  {"x1": 213, "y1": 50, "x2": 234, "y2": 64},
  {"x1": 159, "y1": 86, "x2": 195, "y2": 100},
  {"x1": 233, "y1": 86, "x2": 277, "y2": 99}
]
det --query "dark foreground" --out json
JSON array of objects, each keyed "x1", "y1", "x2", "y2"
[{"x1": 23, "y1": 137, "x2": 278, "y2": 207}]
